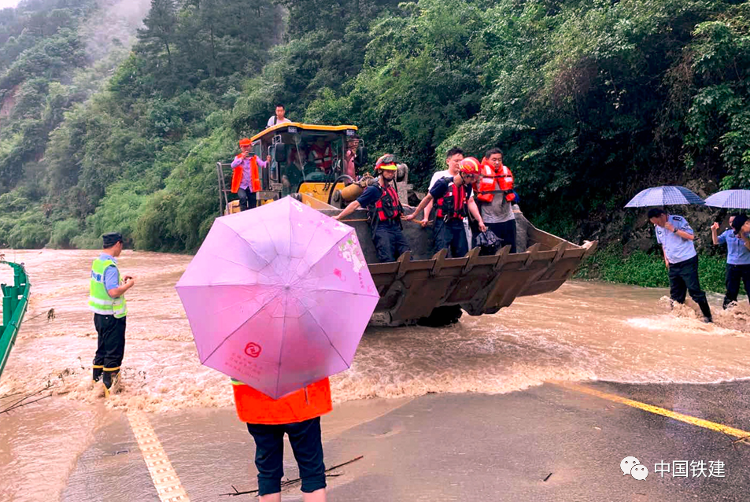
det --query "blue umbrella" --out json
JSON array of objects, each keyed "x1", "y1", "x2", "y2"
[
  {"x1": 704, "y1": 189, "x2": 750, "y2": 209},
  {"x1": 624, "y1": 186, "x2": 705, "y2": 208}
]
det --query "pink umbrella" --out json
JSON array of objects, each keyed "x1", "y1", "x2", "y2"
[{"x1": 176, "y1": 196, "x2": 379, "y2": 399}]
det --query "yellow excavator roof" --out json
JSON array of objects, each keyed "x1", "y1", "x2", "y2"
[{"x1": 250, "y1": 122, "x2": 358, "y2": 143}]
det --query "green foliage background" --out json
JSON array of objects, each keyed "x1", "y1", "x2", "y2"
[{"x1": 1, "y1": 0, "x2": 749, "y2": 286}]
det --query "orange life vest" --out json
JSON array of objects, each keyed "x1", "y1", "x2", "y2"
[
  {"x1": 231, "y1": 155, "x2": 261, "y2": 193},
  {"x1": 231, "y1": 378, "x2": 332, "y2": 425},
  {"x1": 310, "y1": 145, "x2": 333, "y2": 173},
  {"x1": 475, "y1": 160, "x2": 514, "y2": 204}
]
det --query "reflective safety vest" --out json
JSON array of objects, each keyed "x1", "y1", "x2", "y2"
[
  {"x1": 89, "y1": 258, "x2": 127, "y2": 318},
  {"x1": 475, "y1": 161, "x2": 514, "y2": 204},
  {"x1": 231, "y1": 155, "x2": 261, "y2": 193},
  {"x1": 368, "y1": 184, "x2": 403, "y2": 227},
  {"x1": 310, "y1": 145, "x2": 333, "y2": 173},
  {"x1": 435, "y1": 177, "x2": 470, "y2": 221},
  {"x1": 231, "y1": 378, "x2": 332, "y2": 425}
]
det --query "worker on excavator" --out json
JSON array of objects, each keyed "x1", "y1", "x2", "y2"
[
  {"x1": 334, "y1": 154, "x2": 410, "y2": 263},
  {"x1": 406, "y1": 157, "x2": 486, "y2": 257}
]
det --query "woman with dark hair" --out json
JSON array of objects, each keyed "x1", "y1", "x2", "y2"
[{"x1": 711, "y1": 214, "x2": 750, "y2": 308}]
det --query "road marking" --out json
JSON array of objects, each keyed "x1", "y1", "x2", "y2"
[
  {"x1": 558, "y1": 382, "x2": 750, "y2": 440},
  {"x1": 127, "y1": 412, "x2": 191, "y2": 502}
]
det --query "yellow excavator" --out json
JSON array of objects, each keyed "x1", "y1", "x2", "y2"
[{"x1": 217, "y1": 122, "x2": 597, "y2": 326}]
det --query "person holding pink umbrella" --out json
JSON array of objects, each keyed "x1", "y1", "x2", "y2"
[
  {"x1": 176, "y1": 196, "x2": 379, "y2": 501},
  {"x1": 232, "y1": 377, "x2": 331, "y2": 501}
]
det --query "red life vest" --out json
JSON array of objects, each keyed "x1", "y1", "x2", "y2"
[
  {"x1": 475, "y1": 160, "x2": 514, "y2": 204},
  {"x1": 310, "y1": 144, "x2": 333, "y2": 173},
  {"x1": 368, "y1": 184, "x2": 403, "y2": 225},
  {"x1": 231, "y1": 155, "x2": 261, "y2": 193},
  {"x1": 435, "y1": 178, "x2": 470, "y2": 221},
  {"x1": 231, "y1": 378, "x2": 332, "y2": 425}
]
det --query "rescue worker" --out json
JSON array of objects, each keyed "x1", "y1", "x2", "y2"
[
  {"x1": 334, "y1": 154, "x2": 410, "y2": 263},
  {"x1": 308, "y1": 137, "x2": 333, "y2": 174},
  {"x1": 231, "y1": 138, "x2": 271, "y2": 211},
  {"x1": 406, "y1": 157, "x2": 487, "y2": 257},
  {"x1": 711, "y1": 214, "x2": 750, "y2": 309},
  {"x1": 89, "y1": 232, "x2": 135, "y2": 397},
  {"x1": 648, "y1": 208, "x2": 713, "y2": 323},
  {"x1": 475, "y1": 148, "x2": 517, "y2": 253},
  {"x1": 232, "y1": 377, "x2": 331, "y2": 502}
]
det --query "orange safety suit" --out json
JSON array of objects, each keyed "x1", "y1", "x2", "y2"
[
  {"x1": 231, "y1": 155, "x2": 261, "y2": 193},
  {"x1": 232, "y1": 378, "x2": 333, "y2": 425}
]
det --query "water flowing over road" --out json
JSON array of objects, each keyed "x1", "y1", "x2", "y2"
[{"x1": 1, "y1": 249, "x2": 749, "y2": 501}]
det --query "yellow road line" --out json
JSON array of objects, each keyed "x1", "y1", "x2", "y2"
[
  {"x1": 557, "y1": 382, "x2": 750, "y2": 439},
  {"x1": 127, "y1": 412, "x2": 191, "y2": 502}
]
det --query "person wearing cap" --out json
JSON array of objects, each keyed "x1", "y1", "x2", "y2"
[
  {"x1": 88, "y1": 232, "x2": 135, "y2": 396},
  {"x1": 406, "y1": 157, "x2": 487, "y2": 257},
  {"x1": 334, "y1": 154, "x2": 410, "y2": 263},
  {"x1": 648, "y1": 208, "x2": 713, "y2": 322},
  {"x1": 711, "y1": 214, "x2": 750, "y2": 309},
  {"x1": 231, "y1": 139, "x2": 271, "y2": 211}
]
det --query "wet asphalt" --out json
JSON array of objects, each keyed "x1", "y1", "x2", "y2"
[{"x1": 61, "y1": 381, "x2": 750, "y2": 502}]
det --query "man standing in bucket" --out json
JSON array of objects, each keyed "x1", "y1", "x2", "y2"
[
  {"x1": 334, "y1": 154, "x2": 410, "y2": 262},
  {"x1": 231, "y1": 138, "x2": 271, "y2": 211},
  {"x1": 648, "y1": 208, "x2": 713, "y2": 322},
  {"x1": 232, "y1": 377, "x2": 331, "y2": 502},
  {"x1": 89, "y1": 232, "x2": 135, "y2": 396}
]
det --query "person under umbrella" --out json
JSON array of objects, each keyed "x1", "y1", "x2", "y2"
[
  {"x1": 711, "y1": 214, "x2": 750, "y2": 309},
  {"x1": 647, "y1": 208, "x2": 713, "y2": 323}
]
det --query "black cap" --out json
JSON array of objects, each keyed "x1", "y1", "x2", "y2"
[
  {"x1": 102, "y1": 232, "x2": 123, "y2": 248},
  {"x1": 732, "y1": 214, "x2": 748, "y2": 235}
]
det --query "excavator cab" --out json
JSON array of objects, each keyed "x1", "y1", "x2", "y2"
[{"x1": 217, "y1": 123, "x2": 363, "y2": 215}]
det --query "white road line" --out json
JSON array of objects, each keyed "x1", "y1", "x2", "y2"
[{"x1": 127, "y1": 412, "x2": 191, "y2": 502}]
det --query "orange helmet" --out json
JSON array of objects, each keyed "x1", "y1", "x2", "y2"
[
  {"x1": 459, "y1": 156, "x2": 481, "y2": 175},
  {"x1": 239, "y1": 138, "x2": 252, "y2": 147},
  {"x1": 375, "y1": 154, "x2": 398, "y2": 171}
]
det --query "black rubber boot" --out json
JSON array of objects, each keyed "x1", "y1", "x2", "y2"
[
  {"x1": 697, "y1": 299, "x2": 713, "y2": 323},
  {"x1": 93, "y1": 366, "x2": 103, "y2": 383},
  {"x1": 103, "y1": 369, "x2": 120, "y2": 397}
]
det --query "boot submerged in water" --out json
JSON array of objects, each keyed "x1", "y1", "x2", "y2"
[
  {"x1": 102, "y1": 369, "x2": 121, "y2": 398},
  {"x1": 697, "y1": 299, "x2": 713, "y2": 323}
]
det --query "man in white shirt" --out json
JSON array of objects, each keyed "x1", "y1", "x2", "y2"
[
  {"x1": 267, "y1": 104, "x2": 291, "y2": 128},
  {"x1": 421, "y1": 147, "x2": 471, "y2": 250}
]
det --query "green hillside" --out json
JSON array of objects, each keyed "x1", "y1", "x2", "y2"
[{"x1": 0, "y1": 0, "x2": 748, "y2": 256}]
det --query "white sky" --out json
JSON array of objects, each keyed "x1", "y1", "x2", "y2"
[{"x1": 0, "y1": 0, "x2": 20, "y2": 9}]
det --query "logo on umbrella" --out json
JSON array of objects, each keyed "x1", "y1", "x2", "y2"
[{"x1": 244, "y1": 342, "x2": 262, "y2": 358}]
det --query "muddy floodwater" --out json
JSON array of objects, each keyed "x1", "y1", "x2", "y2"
[{"x1": 1, "y1": 249, "x2": 749, "y2": 501}]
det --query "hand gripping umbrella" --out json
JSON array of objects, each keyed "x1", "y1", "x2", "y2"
[
  {"x1": 624, "y1": 186, "x2": 705, "y2": 208},
  {"x1": 704, "y1": 189, "x2": 750, "y2": 209},
  {"x1": 176, "y1": 196, "x2": 380, "y2": 399}
]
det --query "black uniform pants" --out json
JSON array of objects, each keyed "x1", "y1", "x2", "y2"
[
  {"x1": 724, "y1": 263, "x2": 750, "y2": 309},
  {"x1": 245, "y1": 417, "x2": 326, "y2": 496},
  {"x1": 238, "y1": 188, "x2": 257, "y2": 211},
  {"x1": 93, "y1": 314, "x2": 126, "y2": 382},
  {"x1": 373, "y1": 221, "x2": 410, "y2": 263},
  {"x1": 488, "y1": 220, "x2": 517, "y2": 254},
  {"x1": 668, "y1": 256, "x2": 708, "y2": 305},
  {"x1": 435, "y1": 219, "x2": 468, "y2": 258}
]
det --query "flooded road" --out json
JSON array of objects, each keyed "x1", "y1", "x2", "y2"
[{"x1": 1, "y1": 249, "x2": 750, "y2": 501}]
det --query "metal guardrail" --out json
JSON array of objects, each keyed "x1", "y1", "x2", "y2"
[{"x1": 0, "y1": 260, "x2": 30, "y2": 379}]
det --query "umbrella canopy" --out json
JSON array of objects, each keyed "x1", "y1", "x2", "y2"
[
  {"x1": 624, "y1": 186, "x2": 705, "y2": 208},
  {"x1": 176, "y1": 196, "x2": 380, "y2": 399},
  {"x1": 704, "y1": 189, "x2": 750, "y2": 209}
]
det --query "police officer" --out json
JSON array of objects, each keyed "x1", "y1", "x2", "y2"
[
  {"x1": 648, "y1": 208, "x2": 713, "y2": 322},
  {"x1": 334, "y1": 154, "x2": 410, "y2": 263},
  {"x1": 406, "y1": 157, "x2": 486, "y2": 257},
  {"x1": 89, "y1": 232, "x2": 135, "y2": 396},
  {"x1": 711, "y1": 214, "x2": 750, "y2": 309}
]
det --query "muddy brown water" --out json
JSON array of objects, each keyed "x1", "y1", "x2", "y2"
[{"x1": 1, "y1": 249, "x2": 749, "y2": 501}]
